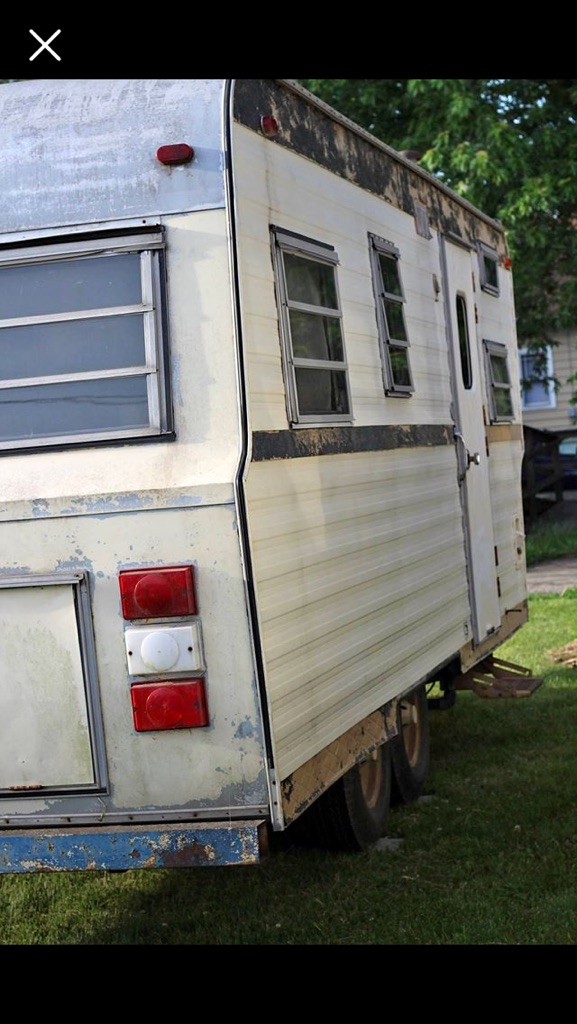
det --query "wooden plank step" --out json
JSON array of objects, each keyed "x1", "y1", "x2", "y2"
[{"x1": 454, "y1": 655, "x2": 544, "y2": 699}]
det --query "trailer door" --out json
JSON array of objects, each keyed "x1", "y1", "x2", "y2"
[{"x1": 441, "y1": 235, "x2": 501, "y2": 645}]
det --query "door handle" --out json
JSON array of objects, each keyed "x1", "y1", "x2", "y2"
[{"x1": 454, "y1": 429, "x2": 480, "y2": 480}]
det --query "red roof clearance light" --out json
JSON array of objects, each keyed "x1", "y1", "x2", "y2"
[
  {"x1": 156, "y1": 143, "x2": 195, "y2": 166},
  {"x1": 260, "y1": 115, "x2": 279, "y2": 138},
  {"x1": 131, "y1": 679, "x2": 209, "y2": 731},
  {"x1": 119, "y1": 565, "x2": 197, "y2": 619}
]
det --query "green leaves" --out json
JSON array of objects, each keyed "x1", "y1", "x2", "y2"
[{"x1": 299, "y1": 79, "x2": 577, "y2": 346}]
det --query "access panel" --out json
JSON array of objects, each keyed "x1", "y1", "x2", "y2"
[{"x1": 0, "y1": 573, "x2": 105, "y2": 793}]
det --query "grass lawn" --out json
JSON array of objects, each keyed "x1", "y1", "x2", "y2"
[
  {"x1": 525, "y1": 504, "x2": 577, "y2": 565},
  {"x1": 1, "y1": 590, "x2": 576, "y2": 945}
]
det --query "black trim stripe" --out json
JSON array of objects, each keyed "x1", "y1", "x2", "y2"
[{"x1": 251, "y1": 424, "x2": 453, "y2": 462}]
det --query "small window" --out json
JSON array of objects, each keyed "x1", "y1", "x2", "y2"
[
  {"x1": 271, "y1": 228, "x2": 351, "y2": 424},
  {"x1": 519, "y1": 346, "x2": 556, "y2": 410},
  {"x1": 477, "y1": 241, "x2": 500, "y2": 296},
  {"x1": 369, "y1": 235, "x2": 414, "y2": 396},
  {"x1": 484, "y1": 339, "x2": 513, "y2": 421},
  {"x1": 0, "y1": 230, "x2": 172, "y2": 452},
  {"x1": 456, "y1": 295, "x2": 473, "y2": 390}
]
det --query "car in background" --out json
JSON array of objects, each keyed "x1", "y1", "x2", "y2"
[
  {"x1": 558, "y1": 435, "x2": 577, "y2": 489},
  {"x1": 522, "y1": 430, "x2": 577, "y2": 495}
]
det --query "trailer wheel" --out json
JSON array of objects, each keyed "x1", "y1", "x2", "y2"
[
  {"x1": 297, "y1": 743, "x2": 392, "y2": 853},
  {"x1": 390, "y1": 684, "x2": 430, "y2": 804}
]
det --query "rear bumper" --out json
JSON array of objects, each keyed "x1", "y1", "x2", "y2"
[{"x1": 0, "y1": 820, "x2": 269, "y2": 872}]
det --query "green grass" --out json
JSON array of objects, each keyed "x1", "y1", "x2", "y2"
[
  {"x1": 525, "y1": 518, "x2": 577, "y2": 566},
  {"x1": 1, "y1": 593, "x2": 577, "y2": 944}
]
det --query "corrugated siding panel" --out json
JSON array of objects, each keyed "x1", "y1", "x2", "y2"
[
  {"x1": 246, "y1": 448, "x2": 470, "y2": 780},
  {"x1": 476, "y1": 260, "x2": 528, "y2": 612},
  {"x1": 487, "y1": 439, "x2": 527, "y2": 610}
]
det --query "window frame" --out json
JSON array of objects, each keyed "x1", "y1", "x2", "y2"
[
  {"x1": 0, "y1": 229, "x2": 173, "y2": 453},
  {"x1": 369, "y1": 233, "x2": 414, "y2": 398},
  {"x1": 477, "y1": 241, "x2": 500, "y2": 296},
  {"x1": 484, "y1": 339, "x2": 514, "y2": 422},
  {"x1": 518, "y1": 345, "x2": 556, "y2": 411},
  {"x1": 271, "y1": 226, "x2": 352, "y2": 426}
]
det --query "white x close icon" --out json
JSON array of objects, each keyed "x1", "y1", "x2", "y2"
[{"x1": 29, "y1": 29, "x2": 61, "y2": 61}]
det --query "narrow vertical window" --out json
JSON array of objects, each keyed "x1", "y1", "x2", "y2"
[
  {"x1": 369, "y1": 235, "x2": 414, "y2": 396},
  {"x1": 456, "y1": 295, "x2": 473, "y2": 390},
  {"x1": 272, "y1": 228, "x2": 351, "y2": 424}
]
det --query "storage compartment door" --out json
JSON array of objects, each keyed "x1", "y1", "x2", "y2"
[{"x1": 0, "y1": 573, "x2": 105, "y2": 793}]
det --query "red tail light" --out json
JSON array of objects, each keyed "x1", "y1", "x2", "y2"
[
  {"x1": 119, "y1": 565, "x2": 196, "y2": 619},
  {"x1": 130, "y1": 679, "x2": 208, "y2": 731}
]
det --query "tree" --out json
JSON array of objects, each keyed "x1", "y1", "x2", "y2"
[{"x1": 299, "y1": 80, "x2": 577, "y2": 366}]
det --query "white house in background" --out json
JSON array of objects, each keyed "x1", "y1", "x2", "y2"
[{"x1": 519, "y1": 330, "x2": 577, "y2": 432}]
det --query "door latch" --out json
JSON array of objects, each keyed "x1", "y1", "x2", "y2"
[{"x1": 454, "y1": 429, "x2": 481, "y2": 480}]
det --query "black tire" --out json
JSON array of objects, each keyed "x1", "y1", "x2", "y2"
[
  {"x1": 390, "y1": 684, "x2": 430, "y2": 804},
  {"x1": 296, "y1": 744, "x2": 392, "y2": 853}
]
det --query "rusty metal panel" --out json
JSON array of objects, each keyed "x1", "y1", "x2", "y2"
[{"x1": 0, "y1": 821, "x2": 269, "y2": 872}]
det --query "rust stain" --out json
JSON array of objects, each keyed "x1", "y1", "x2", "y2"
[{"x1": 280, "y1": 706, "x2": 397, "y2": 824}]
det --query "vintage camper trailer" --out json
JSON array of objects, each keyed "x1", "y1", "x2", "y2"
[{"x1": 0, "y1": 79, "x2": 539, "y2": 872}]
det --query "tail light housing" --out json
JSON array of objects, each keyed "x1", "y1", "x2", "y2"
[{"x1": 118, "y1": 564, "x2": 208, "y2": 733}]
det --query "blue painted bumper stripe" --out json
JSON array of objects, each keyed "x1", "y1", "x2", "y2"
[{"x1": 0, "y1": 821, "x2": 268, "y2": 872}]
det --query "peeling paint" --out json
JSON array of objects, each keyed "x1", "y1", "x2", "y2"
[
  {"x1": 0, "y1": 822, "x2": 268, "y2": 871},
  {"x1": 234, "y1": 718, "x2": 257, "y2": 740},
  {"x1": 0, "y1": 486, "x2": 232, "y2": 523},
  {"x1": 56, "y1": 556, "x2": 94, "y2": 574},
  {"x1": 32, "y1": 500, "x2": 50, "y2": 517}
]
